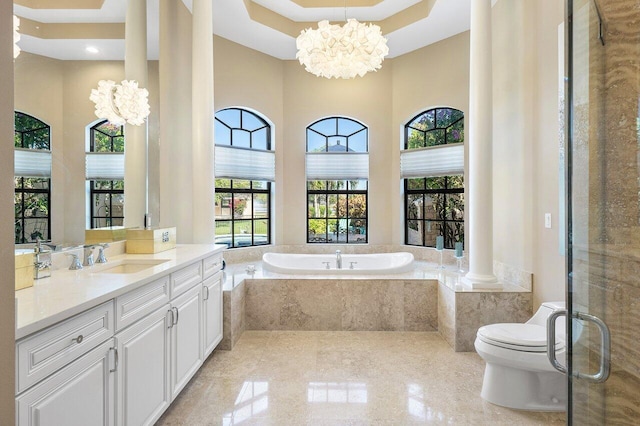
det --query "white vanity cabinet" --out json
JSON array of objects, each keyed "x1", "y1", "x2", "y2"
[
  {"x1": 16, "y1": 339, "x2": 116, "y2": 426},
  {"x1": 202, "y1": 271, "x2": 223, "y2": 358},
  {"x1": 169, "y1": 284, "x2": 203, "y2": 399},
  {"x1": 15, "y1": 247, "x2": 225, "y2": 426},
  {"x1": 15, "y1": 299, "x2": 117, "y2": 426},
  {"x1": 113, "y1": 275, "x2": 172, "y2": 426}
]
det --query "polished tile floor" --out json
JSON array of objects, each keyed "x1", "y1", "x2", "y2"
[{"x1": 157, "y1": 331, "x2": 566, "y2": 425}]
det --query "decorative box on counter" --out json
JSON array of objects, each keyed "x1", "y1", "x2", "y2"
[
  {"x1": 126, "y1": 227, "x2": 176, "y2": 254},
  {"x1": 85, "y1": 226, "x2": 128, "y2": 245},
  {"x1": 15, "y1": 251, "x2": 35, "y2": 291}
]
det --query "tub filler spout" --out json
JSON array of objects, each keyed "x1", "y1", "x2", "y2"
[{"x1": 336, "y1": 250, "x2": 342, "y2": 269}]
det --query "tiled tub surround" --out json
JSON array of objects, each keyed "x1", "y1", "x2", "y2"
[{"x1": 221, "y1": 259, "x2": 532, "y2": 352}]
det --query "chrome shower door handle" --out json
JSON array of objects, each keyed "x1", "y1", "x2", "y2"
[
  {"x1": 573, "y1": 311, "x2": 611, "y2": 383},
  {"x1": 547, "y1": 309, "x2": 611, "y2": 383},
  {"x1": 547, "y1": 309, "x2": 567, "y2": 374}
]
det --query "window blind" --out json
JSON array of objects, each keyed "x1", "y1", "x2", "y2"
[
  {"x1": 400, "y1": 144, "x2": 464, "y2": 178},
  {"x1": 215, "y1": 145, "x2": 275, "y2": 182},
  {"x1": 14, "y1": 148, "x2": 52, "y2": 178},
  {"x1": 305, "y1": 152, "x2": 369, "y2": 180},
  {"x1": 86, "y1": 152, "x2": 125, "y2": 180}
]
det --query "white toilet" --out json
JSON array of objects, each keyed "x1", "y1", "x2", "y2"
[{"x1": 474, "y1": 301, "x2": 567, "y2": 411}]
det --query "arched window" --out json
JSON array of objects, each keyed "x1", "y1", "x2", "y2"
[
  {"x1": 306, "y1": 117, "x2": 368, "y2": 244},
  {"x1": 14, "y1": 112, "x2": 51, "y2": 243},
  {"x1": 402, "y1": 107, "x2": 464, "y2": 249},
  {"x1": 214, "y1": 108, "x2": 273, "y2": 248},
  {"x1": 88, "y1": 121, "x2": 125, "y2": 228}
]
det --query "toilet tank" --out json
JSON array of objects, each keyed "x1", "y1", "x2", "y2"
[{"x1": 526, "y1": 301, "x2": 566, "y2": 340}]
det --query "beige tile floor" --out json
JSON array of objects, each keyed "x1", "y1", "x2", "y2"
[{"x1": 157, "y1": 331, "x2": 566, "y2": 425}]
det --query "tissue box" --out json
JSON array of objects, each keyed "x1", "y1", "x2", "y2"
[
  {"x1": 126, "y1": 227, "x2": 176, "y2": 254},
  {"x1": 15, "y1": 252, "x2": 35, "y2": 291},
  {"x1": 85, "y1": 226, "x2": 128, "y2": 245}
]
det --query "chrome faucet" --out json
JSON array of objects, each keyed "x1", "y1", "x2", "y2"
[
  {"x1": 96, "y1": 243, "x2": 109, "y2": 263},
  {"x1": 336, "y1": 250, "x2": 342, "y2": 269},
  {"x1": 34, "y1": 238, "x2": 55, "y2": 280},
  {"x1": 83, "y1": 245, "x2": 97, "y2": 266}
]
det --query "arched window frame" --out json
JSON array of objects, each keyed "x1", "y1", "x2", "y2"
[
  {"x1": 214, "y1": 107, "x2": 273, "y2": 249},
  {"x1": 87, "y1": 120, "x2": 125, "y2": 229},
  {"x1": 402, "y1": 107, "x2": 465, "y2": 249},
  {"x1": 306, "y1": 116, "x2": 369, "y2": 244},
  {"x1": 14, "y1": 112, "x2": 51, "y2": 243}
]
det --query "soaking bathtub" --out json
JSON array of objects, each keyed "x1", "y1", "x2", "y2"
[{"x1": 261, "y1": 252, "x2": 414, "y2": 275}]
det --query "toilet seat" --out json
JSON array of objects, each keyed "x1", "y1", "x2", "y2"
[{"x1": 477, "y1": 324, "x2": 563, "y2": 353}]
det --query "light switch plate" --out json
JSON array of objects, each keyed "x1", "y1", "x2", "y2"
[{"x1": 545, "y1": 213, "x2": 552, "y2": 229}]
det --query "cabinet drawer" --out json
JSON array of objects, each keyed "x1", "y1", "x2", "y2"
[
  {"x1": 115, "y1": 275, "x2": 170, "y2": 331},
  {"x1": 16, "y1": 301, "x2": 115, "y2": 394},
  {"x1": 170, "y1": 261, "x2": 202, "y2": 298},
  {"x1": 202, "y1": 252, "x2": 224, "y2": 279}
]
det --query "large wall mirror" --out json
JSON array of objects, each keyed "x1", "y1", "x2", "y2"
[{"x1": 13, "y1": 1, "x2": 161, "y2": 246}]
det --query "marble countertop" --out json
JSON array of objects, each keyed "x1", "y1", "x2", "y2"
[{"x1": 15, "y1": 244, "x2": 226, "y2": 340}]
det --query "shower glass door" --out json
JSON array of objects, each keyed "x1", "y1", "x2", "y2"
[{"x1": 567, "y1": 0, "x2": 640, "y2": 423}]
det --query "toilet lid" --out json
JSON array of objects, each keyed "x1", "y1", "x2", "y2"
[{"x1": 477, "y1": 323, "x2": 564, "y2": 350}]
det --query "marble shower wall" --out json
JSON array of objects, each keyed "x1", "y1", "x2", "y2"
[{"x1": 570, "y1": 0, "x2": 640, "y2": 423}]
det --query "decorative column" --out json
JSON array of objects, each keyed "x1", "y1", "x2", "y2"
[
  {"x1": 191, "y1": 0, "x2": 215, "y2": 243},
  {"x1": 124, "y1": 0, "x2": 148, "y2": 229},
  {"x1": 159, "y1": 0, "x2": 193, "y2": 242},
  {"x1": 463, "y1": 0, "x2": 500, "y2": 289}
]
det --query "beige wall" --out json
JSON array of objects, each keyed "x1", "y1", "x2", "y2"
[
  {"x1": 11, "y1": 1, "x2": 565, "y2": 306},
  {"x1": 213, "y1": 36, "x2": 285, "y2": 243},
  {"x1": 282, "y1": 57, "x2": 393, "y2": 245},
  {"x1": 391, "y1": 32, "x2": 471, "y2": 243},
  {"x1": 492, "y1": 0, "x2": 565, "y2": 306},
  {"x1": 1, "y1": 0, "x2": 16, "y2": 420}
]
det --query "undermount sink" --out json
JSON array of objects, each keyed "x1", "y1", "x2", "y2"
[{"x1": 91, "y1": 259, "x2": 169, "y2": 274}]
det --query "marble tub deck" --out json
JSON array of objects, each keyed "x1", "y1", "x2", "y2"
[
  {"x1": 220, "y1": 261, "x2": 532, "y2": 352},
  {"x1": 157, "y1": 330, "x2": 566, "y2": 425}
]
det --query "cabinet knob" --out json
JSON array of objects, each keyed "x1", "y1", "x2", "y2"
[{"x1": 72, "y1": 335, "x2": 84, "y2": 344}]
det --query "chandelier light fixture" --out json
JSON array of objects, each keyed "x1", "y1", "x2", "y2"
[
  {"x1": 89, "y1": 79, "x2": 151, "y2": 126},
  {"x1": 296, "y1": 11, "x2": 389, "y2": 79},
  {"x1": 13, "y1": 15, "x2": 20, "y2": 59}
]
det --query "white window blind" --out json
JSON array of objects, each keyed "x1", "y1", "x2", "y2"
[
  {"x1": 400, "y1": 144, "x2": 464, "y2": 178},
  {"x1": 215, "y1": 145, "x2": 275, "y2": 182},
  {"x1": 14, "y1": 148, "x2": 52, "y2": 178},
  {"x1": 86, "y1": 152, "x2": 125, "y2": 180},
  {"x1": 305, "y1": 152, "x2": 369, "y2": 180}
]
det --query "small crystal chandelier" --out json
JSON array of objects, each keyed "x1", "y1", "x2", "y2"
[
  {"x1": 89, "y1": 80, "x2": 150, "y2": 126},
  {"x1": 13, "y1": 15, "x2": 21, "y2": 59},
  {"x1": 296, "y1": 4, "x2": 389, "y2": 79}
]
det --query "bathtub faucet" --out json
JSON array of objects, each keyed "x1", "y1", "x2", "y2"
[{"x1": 336, "y1": 250, "x2": 342, "y2": 269}]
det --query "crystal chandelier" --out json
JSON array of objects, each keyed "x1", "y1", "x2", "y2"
[
  {"x1": 89, "y1": 80, "x2": 150, "y2": 126},
  {"x1": 13, "y1": 15, "x2": 20, "y2": 59},
  {"x1": 296, "y1": 17, "x2": 389, "y2": 79}
]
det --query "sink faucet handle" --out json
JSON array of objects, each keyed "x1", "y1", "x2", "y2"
[
  {"x1": 322, "y1": 261, "x2": 331, "y2": 270},
  {"x1": 83, "y1": 245, "x2": 96, "y2": 266},
  {"x1": 65, "y1": 253, "x2": 83, "y2": 270},
  {"x1": 349, "y1": 261, "x2": 358, "y2": 270},
  {"x1": 96, "y1": 244, "x2": 109, "y2": 264}
]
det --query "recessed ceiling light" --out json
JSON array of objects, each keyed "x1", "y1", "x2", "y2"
[{"x1": 86, "y1": 46, "x2": 99, "y2": 54}]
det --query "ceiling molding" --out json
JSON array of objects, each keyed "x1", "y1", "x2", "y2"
[
  {"x1": 18, "y1": 16, "x2": 124, "y2": 40},
  {"x1": 15, "y1": 0, "x2": 105, "y2": 9},
  {"x1": 243, "y1": 0, "x2": 436, "y2": 37}
]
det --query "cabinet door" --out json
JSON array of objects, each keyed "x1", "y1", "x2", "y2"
[
  {"x1": 16, "y1": 339, "x2": 115, "y2": 426},
  {"x1": 115, "y1": 305, "x2": 171, "y2": 426},
  {"x1": 202, "y1": 272, "x2": 223, "y2": 358},
  {"x1": 170, "y1": 284, "x2": 203, "y2": 400}
]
